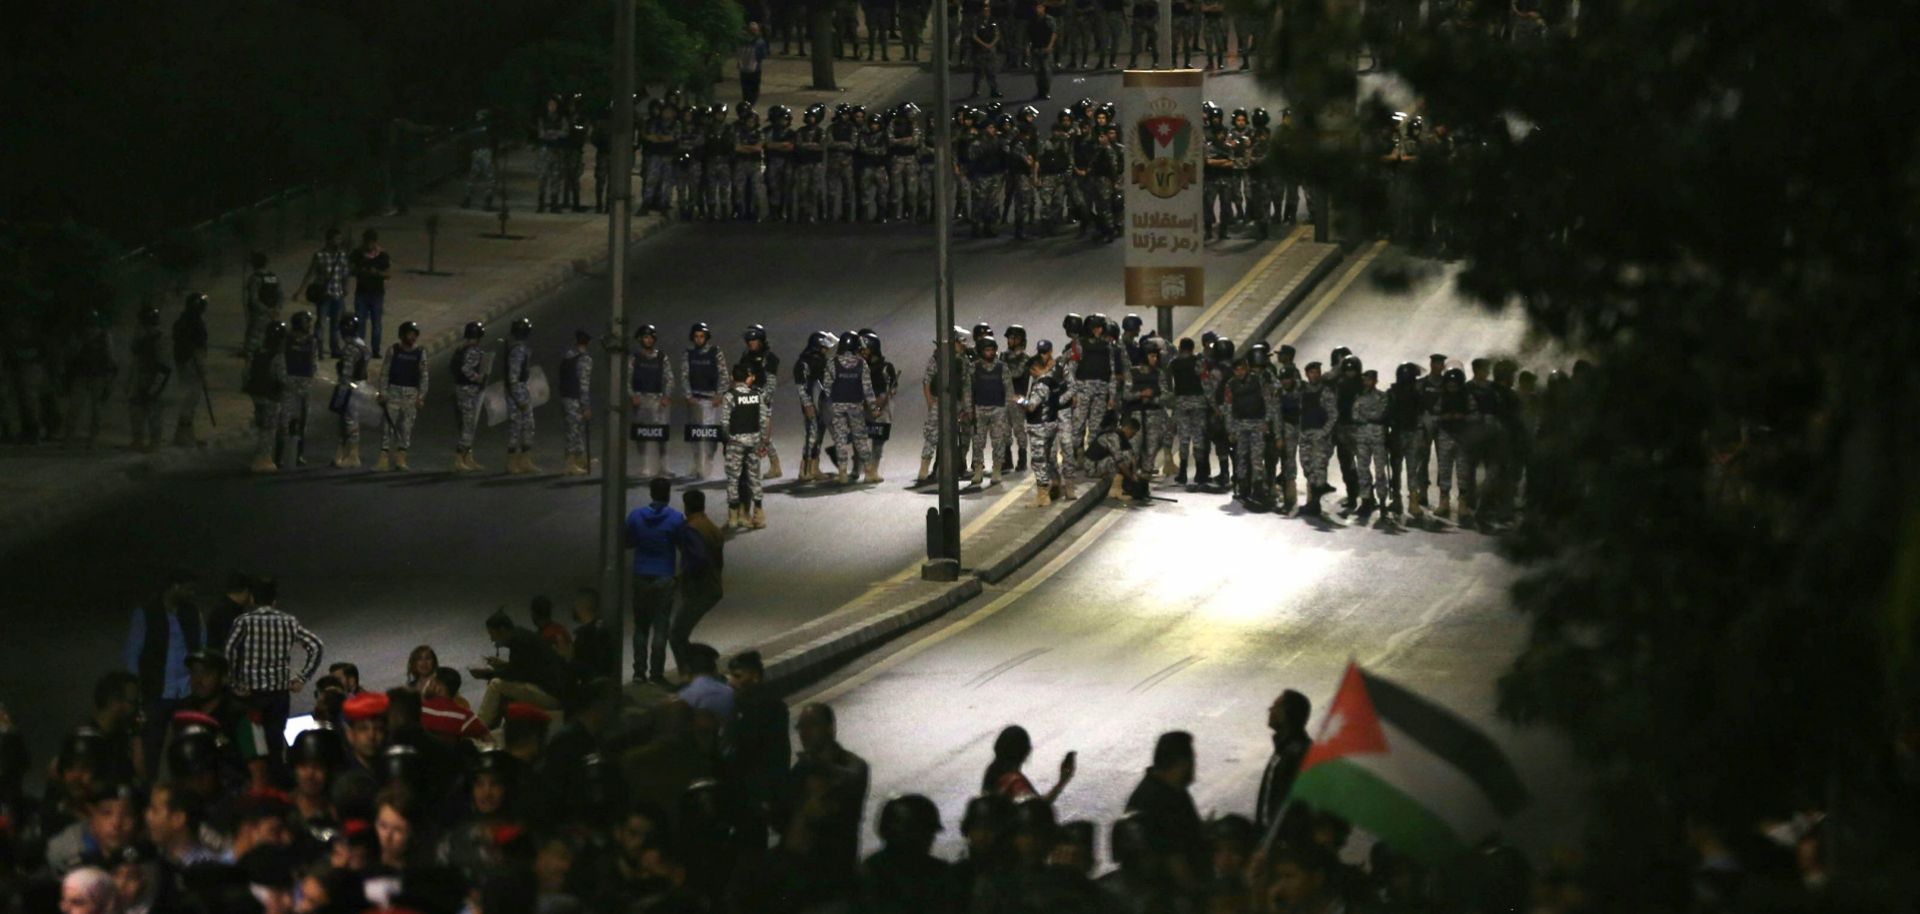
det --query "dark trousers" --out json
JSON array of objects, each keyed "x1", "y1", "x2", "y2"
[
  {"x1": 740, "y1": 70, "x2": 763, "y2": 104},
  {"x1": 318, "y1": 295, "x2": 345, "y2": 357},
  {"x1": 671, "y1": 578, "x2": 722, "y2": 675},
  {"x1": 632, "y1": 574, "x2": 675, "y2": 680},
  {"x1": 246, "y1": 690, "x2": 292, "y2": 766},
  {"x1": 1032, "y1": 53, "x2": 1052, "y2": 97},
  {"x1": 353, "y1": 290, "x2": 385, "y2": 351},
  {"x1": 141, "y1": 697, "x2": 185, "y2": 777}
]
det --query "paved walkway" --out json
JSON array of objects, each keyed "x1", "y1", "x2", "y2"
[{"x1": 0, "y1": 56, "x2": 927, "y2": 553}]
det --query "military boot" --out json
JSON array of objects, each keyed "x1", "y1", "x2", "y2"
[
  {"x1": 331, "y1": 444, "x2": 348, "y2": 468},
  {"x1": 451, "y1": 451, "x2": 469, "y2": 473},
  {"x1": 250, "y1": 455, "x2": 278, "y2": 474},
  {"x1": 1034, "y1": 484, "x2": 1051, "y2": 507},
  {"x1": 466, "y1": 451, "x2": 486, "y2": 472},
  {"x1": 1436, "y1": 491, "x2": 1452, "y2": 518},
  {"x1": 863, "y1": 466, "x2": 885, "y2": 484},
  {"x1": 1282, "y1": 479, "x2": 1298, "y2": 513},
  {"x1": 916, "y1": 456, "x2": 932, "y2": 485},
  {"x1": 374, "y1": 450, "x2": 392, "y2": 471},
  {"x1": 767, "y1": 453, "x2": 784, "y2": 479},
  {"x1": 520, "y1": 454, "x2": 542, "y2": 474},
  {"x1": 837, "y1": 463, "x2": 851, "y2": 483},
  {"x1": 727, "y1": 506, "x2": 743, "y2": 528},
  {"x1": 1409, "y1": 491, "x2": 1426, "y2": 519},
  {"x1": 1175, "y1": 455, "x2": 1188, "y2": 485},
  {"x1": 1107, "y1": 475, "x2": 1126, "y2": 499},
  {"x1": 394, "y1": 449, "x2": 410, "y2": 471},
  {"x1": 750, "y1": 505, "x2": 767, "y2": 529}
]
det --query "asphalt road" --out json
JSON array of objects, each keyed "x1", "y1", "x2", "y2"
[
  {"x1": 791, "y1": 248, "x2": 1584, "y2": 864},
  {"x1": 0, "y1": 69, "x2": 1293, "y2": 758}
]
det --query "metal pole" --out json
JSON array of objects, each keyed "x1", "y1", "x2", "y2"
[
  {"x1": 601, "y1": 0, "x2": 636, "y2": 678},
  {"x1": 1158, "y1": 0, "x2": 1173, "y2": 69},
  {"x1": 924, "y1": 0, "x2": 962, "y2": 581}
]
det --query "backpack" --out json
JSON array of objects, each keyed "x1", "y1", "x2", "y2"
[{"x1": 254, "y1": 271, "x2": 282, "y2": 308}]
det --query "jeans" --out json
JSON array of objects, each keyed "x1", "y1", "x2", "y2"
[
  {"x1": 316, "y1": 295, "x2": 345, "y2": 356},
  {"x1": 478, "y1": 678, "x2": 563, "y2": 727},
  {"x1": 245, "y1": 690, "x2": 291, "y2": 767},
  {"x1": 632, "y1": 574, "x2": 675, "y2": 680},
  {"x1": 740, "y1": 69, "x2": 763, "y2": 104},
  {"x1": 671, "y1": 577, "x2": 722, "y2": 675},
  {"x1": 354, "y1": 290, "x2": 385, "y2": 351}
]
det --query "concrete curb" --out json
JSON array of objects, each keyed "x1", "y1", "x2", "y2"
[
  {"x1": 0, "y1": 215, "x2": 676, "y2": 557},
  {"x1": 1246, "y1": 242, "x2": 1350, "y2": 345},
  {"x1": 972, "y1": 482, "x2": 1107, "y2": 584},
  {"x1": 763, "y1": 578, "x2": 984, "y2": 691}
]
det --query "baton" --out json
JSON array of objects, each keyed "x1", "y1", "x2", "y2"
[{"x1": 196, "y1": 361, "x2": 217, "y2": 428}]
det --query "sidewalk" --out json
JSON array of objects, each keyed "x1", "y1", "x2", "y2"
[
  {"x1": 757, "y1": 227, "x2": 1346, "y2": 691},
  {"x1": 0, "y1": 55, "x2": 928, "y2": 556}
]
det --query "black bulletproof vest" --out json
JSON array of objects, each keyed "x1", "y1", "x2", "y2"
[
  {"x1": 728, "y1": 388, "x2": 765, "y2": 433},
  {"x1": 631, "y1": 352, "x2": 666, "y2": 393}
]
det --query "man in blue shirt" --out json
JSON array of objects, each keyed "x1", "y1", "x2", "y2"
[
  {"x1": 625, "y1": 476, "x2": 689, "y2": 684},
  {"x1": 123, "y1": 569, "x2": 203, "y2": 767}
]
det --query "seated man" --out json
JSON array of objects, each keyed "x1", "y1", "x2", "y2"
[
  {"x1": 1085, "y1": 414, "x2": 1148, "y2": 500},
  {"x1": 474, "y1": 610, "x2": 570, "y2": 728}
]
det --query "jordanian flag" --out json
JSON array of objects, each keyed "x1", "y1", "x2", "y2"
[{"x1": 1290, "y1": 663, "x2": 1531, "y2": 864}]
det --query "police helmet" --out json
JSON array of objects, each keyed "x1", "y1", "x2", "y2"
[
  {"x1": 951, "y1": 325, "x2": 971, "y2": 347},
  {"x1": 835, "y1": 102, "x2": 852, "y2": 119},
  {"x1": 1330, "y1": 345, "x2": 1351, "y2": 364},
  {"x1": 1095, "y1": 102, "x2": 1116, "y2": 122},
  {"x1": 340, "y1": 314, "x2": 362, "y2": 336},
  {"x1": 1084, "y1": 313, "x2": 1108, "y2": 334},
  {"x1": 1121, "y1": 313, "x2": 1143, "y2": 333},
  {"x1": 184, "y1": 292, "x2": 210, "y2": 313},
  {"x1": 137, "y1": 306, "x2": 161, "y2": 326},
  {"x1": 1203, "y1": 101, "x2": 1223, "y2": 122},
  {"x1": 381, "y1": 744, "x2": 423, "y2": 789},
  {"x1": 1072, "y1": 97, "x2": 1094, "y2": 118},
  {"x1": 1003, "y1": 324, "x2": 1026, "y2": 342},
  {"x1": 805, "y1": 102, "x2": 826, "y2": 123},
  {"x1": 289, "y1": 728, "x2": 345, "y2": 769},
  {"x1": 1396, "y1": 361, "x2": 1420, "y2": 382},
  {"x1": 1252, "y1": 107, "x2": 1270, "y2": 128},
  {"x1": 690, "y1": 321, "x2": 711, "y2": 342},
  {"x1": 1035, "y1": 339, "x2": 1054, "y2": 356},
  {"x1": 837, "y1": 331, "x2": 860, "y2": 353},
  {"x1": 688, "y1": 103, "x2": 709, "y2": 122},
  {"x1": 708, "y1": 102, "x2": 729, "y2": 119},
  {"x1": 166, "y1": 726, "x2": 220, "y2": 777},
  {"x1": 984, "y1": 100, "x2": 1005, "y2": 118},
  {"x1": 464, "y1": 321, "x2": 486, "y2": 340},
  {"x1": 1340, "y1": 354, "x2": 1363, "y2": 374},
  {"x1": 978, "y1": 335, "x2": 999, "y2": 353},
  {"x1": 879, "y1": 794, "x2": 945, "y2": 840},
  {"x1": 859, "y1": 330, "x2": 883, "y2": 356},
  {"x1": 850, "y1": 104, "x2": 867, "y2": 119},
  {"x1": 743, "y1": 323, "x2": 767, "y2": 343},
  {"x1": 969, "y1": 322, "x2": 991, "y2": 341},
  {"x1": 1018, "y1": 104, "x2": 1038, "y2": 122},
  {"x1": 899, "y1": 101, "x2": 922, "y2": 119},
  {"x1": 1141, "y1": 337, "x2": 1165, "y2": 357},
  {"x1": 1444, "y1": 367, "x2": 1466, "y2": 384},
  {"x1": 263, "y1": 320, "x2": 289, "y2": 344},
  {"x1": 769, "y1": 104, "x2": 792, "y2": 124},
  {"x1": 1056, "y1": 107, "x2": 1074, "y2": 125},
  {"x1": 991, "y1": 112, "x2": 1013, "y2": 130},
  {"x1": 1248, "y1": 341, "x2": 1271, "y2": 366},
  {"x1": 635, "y1": 323, "x2": 658, "y2": 341},
  {"x1": 814, "y1": 329, "x2": 839, "y2": 350},
  {"x1": 1062, "y1": 313, "x2": 1083, "y2": 336},
  {"x1": 510, "y1": 317, "x2": 532, "y2": 339},
  {"x1": 398, "y1": 320, "x2": 420, "y2": 339},
  {"x1": 1211, "y1": 338, "x2": 1236, "y2": 362},
  {"x1": 1200, "y1": 330, "x2": 1219, "y2": 349},
  {"x1": 1231, "y1": 107, "x2": 1249, "y2": 126}
]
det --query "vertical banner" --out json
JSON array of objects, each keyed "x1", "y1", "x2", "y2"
[{"x1": 1123, "y1": 69, "x2": 1206, "y2": 309}]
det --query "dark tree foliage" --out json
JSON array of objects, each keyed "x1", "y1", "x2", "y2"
[{"x1": 1259, "y1": 0, "x2": 1920, "y2": 901}]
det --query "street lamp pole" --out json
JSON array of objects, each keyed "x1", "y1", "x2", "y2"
[
  {"x1": 925, "y1": 0, "x2": 962, "y2": 581},
  {"x1": 601, "y1": 0, "x2": 636, "y2": 676}
]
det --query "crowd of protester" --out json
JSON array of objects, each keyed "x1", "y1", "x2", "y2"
[{"x1": 0, "y1": 560, "x2": 1847, "y2": 913}]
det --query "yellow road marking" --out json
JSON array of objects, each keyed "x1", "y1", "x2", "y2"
[
  {"x1": 800, "y1": 510, "x2": 1128, "y2": 704},
  {"x1": 1178, "y1": 226, "x2": 1306, "y2": 341},
  {"x1": 1276, "y1": 239, "x2": 1387, "y2": 347}
]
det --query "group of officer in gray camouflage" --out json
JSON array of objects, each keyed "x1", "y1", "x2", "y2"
[
  {"x1": 910, "y1": 313, "x2": 1549, "y2": 526},
  {"x1": 616, "y1": 94, "x2": 1302, "y2": 245}
]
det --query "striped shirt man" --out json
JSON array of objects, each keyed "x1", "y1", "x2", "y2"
[
  {"x1": 224, "y1": 605, "x2": 325, "y2": 693},
  {"x1": 309, "y1": 247, "x2": 351, "y2": 300}
]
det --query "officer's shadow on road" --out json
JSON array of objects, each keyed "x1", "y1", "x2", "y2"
[{"x1": 474, "y1": 474, "x2": 565, "y2": 488}]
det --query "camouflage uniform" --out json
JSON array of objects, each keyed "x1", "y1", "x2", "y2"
[
  {"x1": 453, "y1": 342, "x2": 492, "y2": 452},
  {"x1": 1022, "y1": 373, "x2": 1062, "y2": 488},
  {"x1": 1068, "y1": 333, "x2": 1127, "y2": 474},
  {"x1": 916, "y1": 126, "x2": 938, "y2": 221},
  {"x1": 628, "y1": 346, "x2": 676, "y2": 476},
  {"x1": 242, "y1": 269, "x2": 282, "y2": 357},
  {"x1": 704, "y1": 118, "x2": 735, "y2": 222},
  {"x1": 793, "y1": 122, "x2": 827, "y2": 222},
  {"x1": 1352, "y1": 387, "x2": 1389, "y2": 504},
  {"x1": 858, "y1": 122, "x2": 892, "y2": 222},
  {"x1": 963, "y1": 354, "x2": 1015, "y2": 479},
  {"x1": 826, "y1": 120, "x2": 859, "y2": 221},
  {"x1": 536, "y1": 112, "x2": 569, "y2": 211},
  {"x1": 1167, "y1": 352, "x2": 1208, "y2": 474},
  {"x1": 1298, "y1": 380, "x2": 1335, "y2": 495},
  {"x1": 888, "y1": 119, "x2": 922, "y2": 221},
  {"x1": 675, "y1": 120, "x2": 705, "y2": 219},
  {"x1": 379, "y1": 342, "x2": 428, "y2": 453},
  {"x1": 1008, "y1": 128, "x2": 1038, "y2": 234},
  {"x1": 867, "y1": 354, "x2": 898, "y2": 468},
  {"x1": 1433, "y1": 384, "x2": 1479, "y2": 508},
  {"x1": 505, "y1": 339, "x2": 535, "y2": 456},
  {"x1": 1125, "y1": 361, "x2": 1172, "y2": 470},
  {"x1": 682, "y1": 344, "x2": 729, "y2": 476},
  {"x1": 1087, "y1": 426, "x2": 1134, "y2": 480},
  {"x1": 642, "y1": 115, "x2": 680, "y2": 213},
  {"x1": 277, "y1": 328, "x2": 321, "y2": 465},
  {"x1": 827, "y1": 351, "x2": 877, "y2": 472},
  {"x1": 1219, "y1": 374, "x2": 1272, "y2": 496},
  {"x1": 731, "y1": 120, "x2": 769, "y2": 221},
  {"x1": 335, "y1": 334, "x2": 371, "y2": 456},
  {"x1": 722, "y1": 380, "x2": 771, "y2": 508},
  {"x1": 248, "y1": 348, "x2": 287, "y2": 465},
  {"x1": 1271, "y1": 382, "x2": 1302, "y2": 491},
  {"x1": 126, "y1": 325, "x2": 169, "y2": 448},
  {"x1": 65, "y1": 328, "x2": 117, "y2": 446},
  {"x1": 561, "y1": 349, "x2": 593, "y2": 460}
]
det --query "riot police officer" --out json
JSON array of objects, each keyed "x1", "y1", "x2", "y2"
[
  {"x1": 827, "y1": 331, "x2": 882, "y2": 483},
  {"x1": 629, "y1": 324, "x2": 677, "y2": 478},
  {"x1": 739, "y1": 324, "x2": 784, "y2": 478},
  {"x1": 452, "y1": 321, "x2": 493, "y2": 472},
  {"x1": 504, "y1": 317, "x2": 539, "y2": 474},
  {"x1": 682, "y1": 323, "x2": 729, "y2": 478}
]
